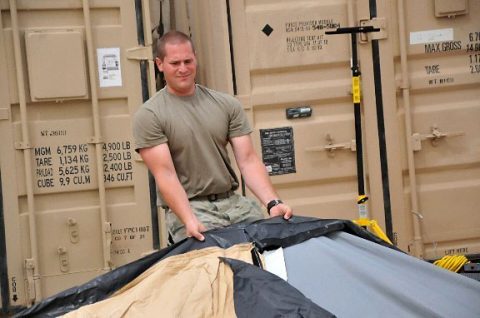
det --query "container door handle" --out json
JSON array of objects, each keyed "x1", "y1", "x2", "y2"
[
  {"x1": 411, "y1": 125, "x2": 465, "y2": 151},
  {"x1": 306, "y1": 134, "x2": 356, "y2": 157}
]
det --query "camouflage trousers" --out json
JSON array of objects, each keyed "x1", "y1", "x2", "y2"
[{"x1": 165, "y1": 194, "x2": 265, "y2": 243}]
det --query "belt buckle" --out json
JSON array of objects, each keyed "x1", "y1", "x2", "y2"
[{"x1": 207, "y1": 194, "x2": 218, "y2": 201}]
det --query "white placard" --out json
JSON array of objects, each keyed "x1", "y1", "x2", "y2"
[
  {"x1": 97, "y1": 48, "x2": 122, "y2": 87},
  {"x1": 409, "y1": 28, "x2": 454, "y2": 45},
  {"x1": 263, "y1": 247, "x2": 288, "y2": 281}
]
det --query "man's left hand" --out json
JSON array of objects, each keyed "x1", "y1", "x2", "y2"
[{"x1": 269, "y1": 203, "x2": 293, "y2": 220}]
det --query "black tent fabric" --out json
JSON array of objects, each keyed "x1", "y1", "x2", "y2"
[
  {"x1": 221, "y1": 257, "x2": 335, "y2": 318},
  {"x1": 14, "y1": 217, "x2": 402, "y2": 317}
]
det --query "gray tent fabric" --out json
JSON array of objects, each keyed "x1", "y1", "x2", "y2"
[
  {"x1": 221, "y1": 258, "x2": 336, "y2": 318},
  {"x1": 283, "y1": 232, "x2": 480, "y2": 318}
]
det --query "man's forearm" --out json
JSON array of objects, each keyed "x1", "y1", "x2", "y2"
[
  {"x1": 154, "y1": 172, "x2": 196, "y2": 224},
  {"x1": 238, "y1": 155, "x2": 279, "y2": 206},
  {"x1": 154, "y1": 172, "x2": 206, "y2": 240},
  {"x1": 231, "y1": 134, "x2": 293, "y2": 219},
  {"x1": 139, "y1": 144, "x2": 206, "y2": 240}
]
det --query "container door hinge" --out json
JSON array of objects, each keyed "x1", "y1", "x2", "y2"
[
  {"x1": 57, "y1": 246, "x2": 69, "y2": 273},
  {"x1": 359, "y1": 18, "x2": 387, "y2": 42},
  {"x1": 14, "y1": 142, "x2": 32, "y2": 150},
  {"x1": 126, "y1": 46, "x2": 153, "y2": 61},
  {"x1": 411, "y1": 125, "x2": 465, "y2": 151},
  {"x1": 87, "y1": 136, "x2": 104, "y2": 144},
  {"x1": 24, "y1": 258, "x2": 36, "y2": 302}
]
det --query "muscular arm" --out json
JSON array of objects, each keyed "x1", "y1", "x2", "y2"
[
  {"x1": 230, "y1": 135, "x2": 292, "y2": 219},
  {"x1": 139, "y1": 144, "x2": 205, "y2": 240}
]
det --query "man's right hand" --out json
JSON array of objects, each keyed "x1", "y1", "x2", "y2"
[{"x1": 185, "y1": 218, "x2": 207, "y2": 241}]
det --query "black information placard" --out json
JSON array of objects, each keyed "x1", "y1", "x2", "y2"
[{"x1": 260, "y1": 127, "x2": 296, "y2": 176}]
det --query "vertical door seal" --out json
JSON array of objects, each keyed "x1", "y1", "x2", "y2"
[
  {"x1": 0, "y1": 171, "x2": 10, "y2": 313},
  {"x1": 134, "y1": 0, "x2": 160, "y2": 250},
  {"x1": 225, "y1": 0, "x2": 237, "y2": 96},
  {"x1": 369, "y1": 0, "x2": 393, "y2": 241},
  {"x1": 226, "y1": 0, "x2": 246, "y2": 196}
]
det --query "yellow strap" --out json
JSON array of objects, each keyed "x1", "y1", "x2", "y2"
[
  {"x1": 353, "y1": 218, "x2": 393, "y2": 245},
  {"x1": 369, "y1": 221, "x2": 393, "y2": 245},
  {"x1": 352, "y1": 76, "x2": 361, "y2": 103}
]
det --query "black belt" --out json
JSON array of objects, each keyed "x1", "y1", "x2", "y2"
[{"x1": 191, "y1": 190, "x2": 234, "y2": 202}]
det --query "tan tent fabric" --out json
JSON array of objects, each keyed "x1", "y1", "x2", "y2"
[{"x1": 63, "y1": 244, "x2": 255, "y2": 318}]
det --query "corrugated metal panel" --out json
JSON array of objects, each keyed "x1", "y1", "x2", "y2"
[
  {"x1": 0, "y1": 0, "x2": 155, "y2": 309},
  {"x1": 397, "y1": 0, "x2": 480, "y2": 259}
]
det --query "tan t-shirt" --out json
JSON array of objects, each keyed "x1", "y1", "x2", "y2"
[{"x1": 133, "y1": 84, "x2": 252, "y2": 204}]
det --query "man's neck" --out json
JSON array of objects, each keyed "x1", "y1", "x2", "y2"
[{"x1": 167, "y1": 84, "x2": 196, "y2": 97}]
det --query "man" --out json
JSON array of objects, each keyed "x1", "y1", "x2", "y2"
[{"x1": 133, "y1": 30, "x2": 292, "y2": 243}]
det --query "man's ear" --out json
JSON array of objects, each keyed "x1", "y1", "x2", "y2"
[{"x1": 155, "y1": 57, "x2": 163, "y2": 72}]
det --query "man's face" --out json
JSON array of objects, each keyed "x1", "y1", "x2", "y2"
[{"x1": 156, "y1": 42, "x2": 197, "y2": 96}]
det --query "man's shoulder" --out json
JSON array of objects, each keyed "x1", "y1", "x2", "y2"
[
  {"x1": 133, "y1": 89, "x2": 169, "y2": 126},
  {"x1": 142, "y1": 88, "x2": 168, "y2": 110}
]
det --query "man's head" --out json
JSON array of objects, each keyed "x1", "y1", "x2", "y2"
[{"x1": 155, "y1": 30, "x2": 197, "y2": 96}]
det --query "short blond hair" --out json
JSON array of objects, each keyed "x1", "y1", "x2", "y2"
[{"x1": 156, "y1": 30, "x2": 195, "y2": 60}]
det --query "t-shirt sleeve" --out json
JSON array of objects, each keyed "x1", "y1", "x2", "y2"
[
  {"x1": 132, "y1": 106, "x2": 168, "y2": 152},
  {"x1": 228, "y1": 97, "x2": 252, "y2": 138}
]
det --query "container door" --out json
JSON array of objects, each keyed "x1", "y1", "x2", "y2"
[
  {"x1": 228, "y1": 0, "x2": 361, "y2": 218},
  {"x1": 227, "y1": 0, "x2": 397, "y2": 228},
  {"x1": 391, "y1": 0, "x2": 480, "y2": 259},
  {"x1": 0, "y1": 0, "x2": 156, "y2": 309}
]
